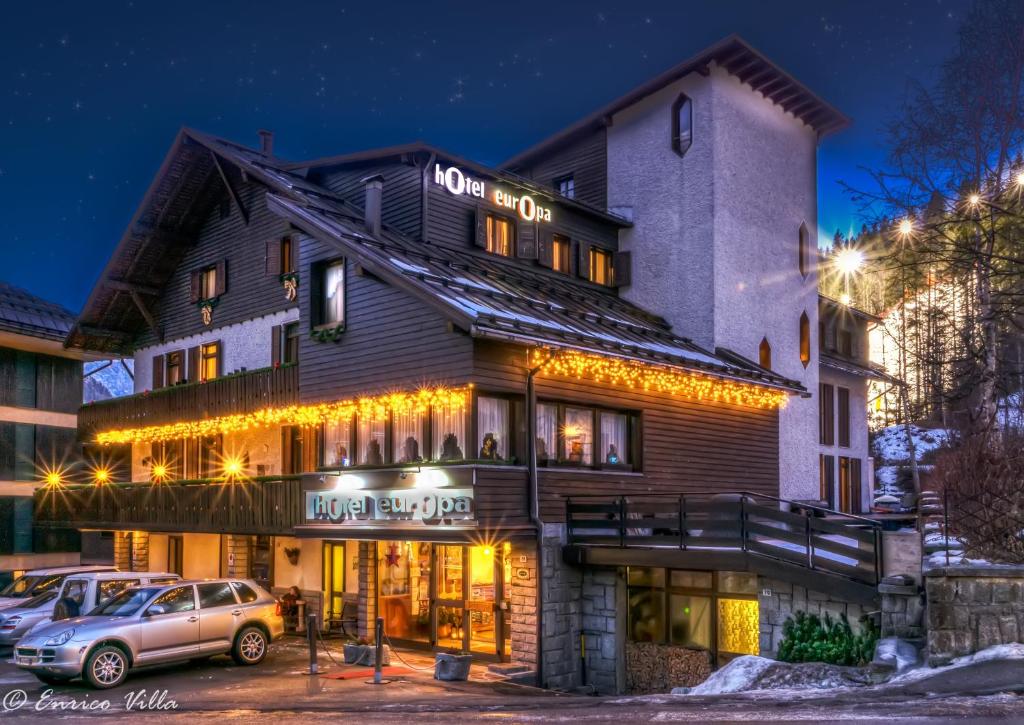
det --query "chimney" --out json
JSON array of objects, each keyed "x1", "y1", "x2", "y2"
[
  {"x1": 362, "y1": 174, "x2": 384, "y2": 236},
  {"x1": 257, "y1": 129, "x2": 274, "y2": 156}
]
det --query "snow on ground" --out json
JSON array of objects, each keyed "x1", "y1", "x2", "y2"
[
  {"x1": 873, "y1": 424, "x2": 950, "y2": 463},
  {"x1": 890, "y1": 644, "x2": 1024, "y2": 685},
  {"x1": 677, "y1": 655, "x2": 869, "y2": 696},
  {"x1": 84, "y1": 359, "x2": 134, "y2": 402},
  {"x1": 925, "y1": 550, "x2": 990, "y2": 567}
]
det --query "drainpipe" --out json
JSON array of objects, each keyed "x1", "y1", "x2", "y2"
[{"x1": 526, "y1": 353, "x2": 552, "y2": 688}]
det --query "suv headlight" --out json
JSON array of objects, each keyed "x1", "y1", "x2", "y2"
[{"x1": 45, "y1": 628, "x2": 75, "y2": 646}]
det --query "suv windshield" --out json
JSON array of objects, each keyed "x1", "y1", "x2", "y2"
[
  {"x1": 0, "y1": 574, "x2": 63, "y2": 599},
  {"x1": 90, "y1": 587, "x2": 162, "y2": 617}
]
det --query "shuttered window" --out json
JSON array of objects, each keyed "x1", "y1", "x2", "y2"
[
  {"x1": 820, "y1": 383, "x2": 835, "y2": 445},
  {"x1": 551, "y1": 235, "x2": 571, "y2": 274},
  {"x1": 485, "y1": 214, "x2": 515, "y2": 257},
  {"x1": 200, "y1": 341, "x2": 221, "y2": 382},
  {"x1": 588, "y1": 247, "x2": 613, "y2": 286},
  {"x1": 166, "y1": 351, "x2": 185, "y2": 386},
  {"x1": 837, "y1": 387, "x2": 851, "y2": 447},
  {"x1": 819, "y1": 454, "x2": 835, "y2": 508}
]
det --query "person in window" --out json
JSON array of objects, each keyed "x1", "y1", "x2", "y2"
[
  {"x1": 606, "y1": 443, "x2": 620, "y2": 465},
  {"x1": 479, "y1": 433, "x2": 499, "y2": 460},
  {"x1": 440, "y1": 433, "x2": 463, "y2": 461},
  {"x1": 52, "y1": 595, "x2": 81, "y2": 621},
  {"x1": 365, "y1": 439, "x2": 383, "y2": 466},
  {"x1": 334, "y1": 443, "x2": 349, "y2": 467},
  {"x1": 536, "y1": 436, "x2": 549, "y2": 462},
  {"x1": 568, "y1": 438, "x2": 584, "y2": 464},
  {"x1": 400, "y1": 437, "x2": 421, "y2": 464}
]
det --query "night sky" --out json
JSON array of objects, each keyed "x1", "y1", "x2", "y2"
[{"x1": 1, "y1": 0, "x2": 966, "y2": 313}]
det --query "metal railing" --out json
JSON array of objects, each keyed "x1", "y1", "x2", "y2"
[{"x1": 565, "y1": 491, "x2": 883, "y2": 586}]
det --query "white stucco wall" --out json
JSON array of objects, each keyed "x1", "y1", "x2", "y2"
[
  {"x1": 272, "y1": 536, "x2": 324, "y2": 592},
  {"x1": 607, "y1": 62, "x2": 821, "y2": 500},
  {"x1": 182, "y1": 533, "x2": 222, "y2": 579},
  {"x1": 133, "y1": 308, "x2": 299, "y2": 393}
]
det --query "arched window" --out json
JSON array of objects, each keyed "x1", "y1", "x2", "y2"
[
  {"x1": 671, "y1": 94, "x2": 693, "y2": 157},
  {"x1": 759, "y1": 337, "x2": 772, "y2": 370},
  {"x1": 799, "y1": 311, "x2": 811, "y2": 368},
  {"x1": 798, "y1": 222, "x2": 810, "y2": 278}
]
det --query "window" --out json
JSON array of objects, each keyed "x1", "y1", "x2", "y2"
[
  {"x1": 838, "y1": 457, "x2": 862, "y2": 514},
  {"x1": 97, "y1": 579, "x2": 140, "y2": 608},
  {"x1": 324, "y1": 416, "x2": 353, "y2": 467},
  {"x1": 535, "y1": 403, "x2": 558, "y2": 463},
  {"x1": 62, "y1": 579, "x2": 89, "y2": 608},
  {"x1": 280, "y1": 236, "x2": 295, "y2": 274},
  {"x1": 322, "y1": 260, "x2": 345, "y2": 326},
  {"x1": 799, "y1": 311, "x2": 811, "y2": 368},
  {"x1": 200, "y1": 266, "x2": 218, "y2": 301},
  {"x1": 671, "y1": 94, "x2": 693, "y2": 156},
  {"x1": 433, "y1": 400, "x2": 466, "y2": 461},
  {"x1": 551, "y1": 235, "x2": 571, "y2": 274},
  {"x1": 166, "y1": 350, "x2": 184, "y2": 386},
  {"x1": 167, "y1": 535, "x2": 183, "y2": 575},
  {"x1": 230, "y1": 581, "x2": 259, "y2": 603},
  {"x1": 200, "y1": 341, "x2": 220, "y2": 382},
  {"x1": 838, "y1": 329, "x2": 853, "y2": 358},
  {"x1": 392, "y1": 409, "x2": 424, "y2": 464},
  {"x1": 600, "y1": 412, "x2": 629, "y2": 465},
  {"x1": 357, "y1": 415, "x2": 386, "y2": 465},
  {"x1": 555, "y1": 175, "x2": 575, "y2": 199},
  {"x1": 536, "y1": 403, "x2": 635, "y2": 468},
  {"x1": 759, "y1": 337, "x2": 772, "y2": 370},
  {"x1": 588, "y1": 247, "x2": 613, "y2": 286},
  {"x1": 820, "y1": 454, "x2": 835, "y2": 508},
  {"x1": 563, "y1": 407, "x2": 594, "y2": 465},
  {"x1": 146, "y1": 585, "x2": 195, "y2": 615},
  {"x1": 151, "y1": 439, "x2": 184, "y2": 480},
  {"x1": 837, "y1": 387, "x2": 851, "y2": 447},
  {"x1": 198, "y1": 582, "x2": 237, "y2": 608},
  {"x1": 798, "y1": 222, "x2": 810, "y2": 278},
  {"x1": 283, "y1": 322, "x2": 300, "y2": 364},
  {"x1": 485, "y1": 214, "x2": 515, "y2": 257},
  {"x1": 197, "y1": 435, "x2": 222, "y2": 478},
  {"x1": 820, "y1": 383, "x2": 835, "y2": 446},
  {"x1": 477, "y1": 396, "x2": 510, "y2": 461}
]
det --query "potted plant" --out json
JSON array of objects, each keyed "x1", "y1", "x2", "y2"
[{"x1": 437, "y1": 610, "x2": 452, "y2": 640}]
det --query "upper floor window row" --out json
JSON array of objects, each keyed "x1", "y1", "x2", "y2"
[{"x1": 151, "y1": 341, "x2": 222, "y2": 390}]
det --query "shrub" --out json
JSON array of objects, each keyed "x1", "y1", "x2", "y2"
[{"x1": 776, "y1": 611, "x2": 878, "y2": 666}]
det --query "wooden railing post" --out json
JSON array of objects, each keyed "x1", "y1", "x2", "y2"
[
  {"x1": 565, "y1": 497, "x2": 572, "y2": 544},
  {"x1": 739, "y1": 495, "x2": 747, "y2": 553},
  {"x1": 678, "y1": 494, "x2": 685, "y2": 550},
  {"x1": 618, "y1": 496, "x2": 626, "y2": 548}
]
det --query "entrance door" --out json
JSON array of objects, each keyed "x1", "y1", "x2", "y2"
[
  {"x1": 250, "y1": 536, "x2": 273, "y2": 590},
  {"x1": 323, "y1": 542, "x2": 346, "y2": 621},
  {"x1": 377, "y1": 541, "x2": 431, "y2": 643},
  {"x1": 168, "y1": 535, "x2": 184, "y2": 575},
  {"x1": 434, "y1": 543, "x2": 508, "y2": 657},
  {"x1": 435, "y1": 545, "x2": 465, "y2": 651}
]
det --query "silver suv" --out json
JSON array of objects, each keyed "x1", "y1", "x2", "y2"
[{"x1": 14, "y1": 579, "x2": 284, "y2": 689}]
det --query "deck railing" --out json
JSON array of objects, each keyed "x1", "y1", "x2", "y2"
[
  {"x1": 79, "y1": 364, "x2": 299, "y2": 436},
  {"x1": 565, "y1": 492, "x2": 882, "y2": 586},
  {"x1": 33, "y1": 476, "x2": 303, "y2": 536}
]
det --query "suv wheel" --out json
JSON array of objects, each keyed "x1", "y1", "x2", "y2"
[
  {"x1": 84, "y1": 645, "x2": 129, "y2": 689},
  {"x1": 232, "y1": 626, "x2": 268, "y2": 665}
]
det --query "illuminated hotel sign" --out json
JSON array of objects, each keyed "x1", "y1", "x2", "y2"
[
  {"x1": 434, "y1": 163, "x2": 552, "y2": 223},
  {"x1": 306, "y1": 487, "x2": 475, "y2": 527}
]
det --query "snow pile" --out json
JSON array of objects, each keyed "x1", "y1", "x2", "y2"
[
  {"x1": 873, "y1": 637, "x2": 919, "y2": 673},
  {"x1": 677, "y1": 655, "x2": 868, "y2": 696},
  {"x1": 925, "y1": 550, "x2": 990, "y2": 567},
  {"x1": 890, "y1": 644, "x2": 1024, "y2": 685},
  {"x1": 872, "y1": 425, "x2": 950, "y2": 463},
  {"x1": 84, "y1": 360, "x2": 134, "y2": 402}
]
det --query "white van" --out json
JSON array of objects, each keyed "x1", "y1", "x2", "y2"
[{"x1": 0, "y1": 566, "x2": 117, "y2": 610}]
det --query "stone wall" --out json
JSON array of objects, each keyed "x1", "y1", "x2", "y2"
[
  {"x1": 580, "y1": 567, "x2": 622, "y2": 693},
  {"x1": 114, "y1": 531, "x2": 149, "y2": 571},
  {"x1": 509, "y1": 539, "x2": 538, "y2": 669},
  {"x1": 225, "y1": 534, "x2": 250, "y2": 578},
  {"x1": 357, "y1": 541, "x2": 377, "y2": 641},
  {"x1": 538, "y1": 524, "x2": 582, "y2": 690},
  {"x1": 758, "y1": 576, "x2": 875, "y2": 656},
  {"x1": 624, "y1": 642, "x2": 712, "y2": 694},
  {"x1": 925, "y1": 565, "x2": 1024, "y2": 666}
]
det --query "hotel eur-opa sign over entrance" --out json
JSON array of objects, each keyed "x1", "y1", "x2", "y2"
[
  {"x1": 434, "y1": 163, "x2": 552, "y2": 223},
  {"x1": 306, "y1": 488, "x2": 474, "y2": 527}
]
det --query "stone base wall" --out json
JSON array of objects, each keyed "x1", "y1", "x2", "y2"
[
  {"x1": 509, "y1": 539, "x2": 538, "y2": 668},
  {"x1": 625, "y1": 642, "x2": 712, "y2": 694},
  {"x1": 925, "y1": 565, "x2": 1024, "y2": 666},
  {"x1": 225, "y1": 534, "x2": 250, "y2": 578},
  {"x1": 357, "y1": 541, "x2": 377, "y2": 641},
  {"x1": 580, "y1": 567, "x2": 621, "y2": 693},
  {"x1": 114, "y1": 531, "x2": 149, "y2": 571},
  {"x1": 758, "y1": 576, "x2": 875, "y2": 656},
  {"x1": 539, "y1": 524, "x2": 582, "y2": 690}
]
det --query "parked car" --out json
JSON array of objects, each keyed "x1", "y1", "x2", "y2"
[
  {"x1": 0, "y1": 566, "x2": 118, "y2": 610},
  {"x1": 0, "y1": 571, "x2": 181, "y2": 645},
  {"x1": 15, "y1": 579, "x2": 284, "y2": 688}
]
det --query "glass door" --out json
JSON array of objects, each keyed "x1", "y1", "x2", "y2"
[
  {"x1": 377, "y1": 541, "x2": 431, "y2": 643},
  {"x1": 435, "y1": 545, "x2": 465, "y2": 651},
  {"x1": 468, "y1": 545, "x2": 497, "y2": 654},
  {"x1": 323, "y1": 542, "x2": 346, "y2": 620}
]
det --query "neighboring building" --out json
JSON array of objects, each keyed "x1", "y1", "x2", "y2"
[
  {"x1": 0, "y1": 282, "x2": 86, "y2": 583},
  {"x1": 44, "y1": 37, "x2": 889, "y2": 694}
]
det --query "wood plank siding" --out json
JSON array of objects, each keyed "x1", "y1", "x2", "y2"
[
  {"x1": 0, "y1": 348, "x2": 81, "y2": 413},
  {"x1": 509, "y1": 128, "x2": 608, "y2": 211},
  {"x1": 134, "y1": 183, "x2": 297, "y2": 347},
  {"x1": 312, "y1": 162, "x2": 424, "y2": 240}
]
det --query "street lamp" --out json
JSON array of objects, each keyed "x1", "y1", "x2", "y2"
[{"x1": 834, "y1": 247, "x2": 864, "y2": 305}]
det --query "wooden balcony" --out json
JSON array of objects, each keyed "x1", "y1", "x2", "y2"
[
  {"x1": 79, "y1": 364, "x2": 299, "y2": 437},
  {"x1": 33, "y1": 476, "x2": 303, "y2": 536}
]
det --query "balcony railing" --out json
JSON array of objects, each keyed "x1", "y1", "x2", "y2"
[
  {"x1": 33, "y1": 476, "x2": 303, "y2": 536},
  {"x1": 79, "y1": 364, "x2": 299, "y2": 437}
]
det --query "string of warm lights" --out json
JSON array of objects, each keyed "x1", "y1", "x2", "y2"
[
  {"x1": 95, "y1": 386, "x2": 471, "y2": 446},
  {"x1": 533, "y1": 349, "x2": 789, "y2": 409}
]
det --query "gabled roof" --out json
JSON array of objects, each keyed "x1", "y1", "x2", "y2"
[
  {"x1": 0, "y1": 281, "x2": 75, "y2": 341},
  {"x1": 73, "y1": 128, "x2": 805, "y2": 395},
  {"x1": 821, "y1": 352, "x2": 901, "y2": 386},
  {"x1": 819, "y1": 293, "x2": 882, "y2": 323},
  {"x1": 283, "y1": 141, "x2": 631, "y2": 227},
  {"x1": 502, "y1": 34, "x2": 849, "y2": 171}
]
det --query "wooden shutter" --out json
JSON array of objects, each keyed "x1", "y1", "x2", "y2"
[
  {"x1": 189, "y1": 272, "x2": 201, "y2": 304},
  {"x1": 265, "y1": 239, "x2": 282, "y2": 276},
  {"x1": 517, "y1": 222, "x2": 538, "y2": 259},
  {"x1": 850, "y1": 458, "x2": 862, "y2": 514},
  {"x1": 214, "y1": 340, "x2": 223, "y2": 378},
  {"x1": 837, "y1": 387, "x2": 850, "y2": 447},
  {"x1": 271, "y1": 325, "x2": 282, "y2": 366},
  {"x1": 214, "y1": 260, "x2": 227, "y2": 296},
  {"x1": 577, "y1": 242, "x2": 591, "y2": 279},
  {"x1": 152, "y1": 354, "x2": 165, "y2": 390},
  {"x1": 820, "y1": 383, "x2": 834, "y2": 445},
  {"x1": 186, "y1": 346, "x2": 199, "y2": 385},
  {"x1": 613, "y1": 251, "x2": 632, "y2": 287},
  {"x1": 537, "y1": 230, "x2": 553, "y2": 267},
  {"x1": 820, "y1": 455, "x2": 835, "y2": 508},
  {"x1": 309, "y1": 262, "x2": 323, "y2": 327},
  {"x1": 474, "y1": 208, "x2": 488, "y2": 248}
]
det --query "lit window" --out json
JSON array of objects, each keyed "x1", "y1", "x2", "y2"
[
  {"x1": 485, "y1": 214, "x2": 515, "y2": 257},
  {"x1": 759, "y1": 337, "x2": 772, "y2": 370},
  {"x1": 799, "y1": 311, "x2": 811, "y2": 368},
  {"x1": 432, "y1": 401, "x2": 466, "y2": 461},
  {"x1": 555, "y1": 175, "x2": 575, "y2": 199},
  {"x1": 324, "y1": 416, "x2": 352, "y2": 467},
  {"x1": 536, "y1": 403, "x2": 557, "y2": 463},
  {"x1": 166, "y1": 351, "x2": 184, "y2": 386},
  {"x1": 200, "y1": 266, "x2": 218, "y2": 300},
  {"x1": 357, "y1": 415, "x2": 385, "y2": 465},
  {"x1": 280, "y1": 236, "x2": 295, "y2": 274},
  {"x1": 599, "y1": 412, "x2": 629, "y2": 465},
  {"x1": 562, "y1": 407, "x2": 593, "y2": 465},
  {"x1": 588, "y1": 247, "x2": 613, "y2": 286},
  {"x1": 200, "y1": 341, "x2": 220, "y2": 381},
  {"x1": 477, "y1": 396, "x2": 510, "y2": 460},
  {"x1": 323, "y1": 261, "x2": 345, "y2": 326},
  {"x1": 392, "y1": 409, "x2": 424, "y2": 464},
  {"x1": 671, "y1": 94, "x2": 693, "y2": 156},
  {"x1": 551, "y1": 235, "x2": 571, "y2": 274}
]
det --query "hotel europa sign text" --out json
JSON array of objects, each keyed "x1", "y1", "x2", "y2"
[
  {"x1": 434, "y1": 163, "x2": 552, "y2": 223},
  {"x1": 306, "y1": 487, "x2": 475, "y2": 527}
]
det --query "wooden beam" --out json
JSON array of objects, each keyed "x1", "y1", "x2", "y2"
[
  {"x1": 104, "y1": 278, "x2": 161, "y2": 296},
  {"x1": 76, "y1": 324, "x2": 133, "y2": 342},
  {"x1": 210, "y1": 151, "x2": 250, "y2": 225},
  {"x1": 129, "y1": 290, "x2": 163, "y2": 343}
]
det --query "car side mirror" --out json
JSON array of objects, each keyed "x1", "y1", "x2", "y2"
[{"x1": 144, "y1": 604, "x2": 167, "y2": 617}]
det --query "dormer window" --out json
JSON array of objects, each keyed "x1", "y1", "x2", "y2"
[
  {"x1": 588, "y1": 247, "x2": 613, "y2": 286},
  {"x1": 200, "y1": 266, "x2": 217, "y2": 300},
  {"x1": 485, "y1": 213, "x2": 515, "y2": 257},
  {"x1": 671, "y1": 94, "x2": 693, "y2": 157},
  {"x1": 551, "y1": 235, "x2": 571, "y2": 274},
  {"x1": 555, "y1": 175, "x2": 575, "y2": 199}
]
